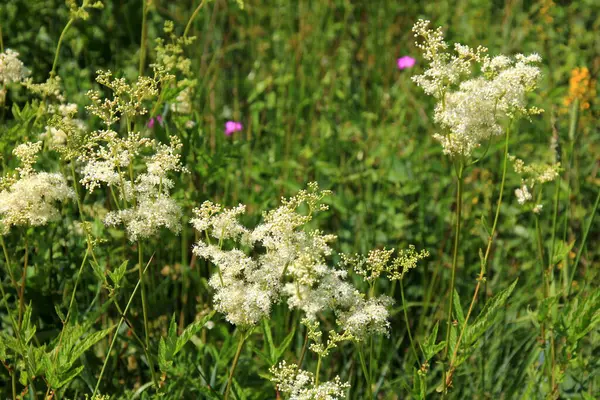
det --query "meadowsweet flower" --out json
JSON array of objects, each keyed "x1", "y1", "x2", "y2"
[
  {"x1": 101, "y1": 136, "x2": 185, "y2": 241},
  {"x1": 225, "y1": 121, "x2": 243, "y2": 136},
  {"x1": 510, "y1": 154, "x2": 559, "y2": 211},
  {"x1": 0, "y1": 142, "x2": 74, "y2": 235},
  {"x1": 192, "y1": 183, "x2": 371, "y2": 329},
  {"x1": 515, "y1": 184, "x2": 532, "y2": 205},
  {"x1": 337, "y1": 296, "x2": 393, "y2": 340},
  {"x1": 397, "y1": 55, "x2": 416, "y2": 70},
  {"x1": 170, "y1": 87, "x2": 193, "y2": 114},
  {"x1": 412, "y1": 19, "x2": 542, "y2": 157},
  {"x1": 0, "y1": 49, "x2": 28, "y2": 85},
  {"x1": 270, "y1": 361, "x2": 349, "y2": 400}
]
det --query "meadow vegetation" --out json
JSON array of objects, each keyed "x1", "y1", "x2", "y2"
[{"x1": 0, "y1": 0, "x2": 598, "y2": 399}]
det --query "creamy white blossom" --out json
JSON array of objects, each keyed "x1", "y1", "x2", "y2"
[
  {"x1": 0, "y1": 142, "x2": 74, "y2": 235},
  {"x1": 191, "y1": 183, "x2": 391, "y2": 333},
  {"x1": 515, "y1": 184, "x2": 532, "y2": 205},
  {"x1": 270, "y1": 361, "x2": 349, "y2": 400},
  {"x1": 0, "y1": 49, "x2": 28, "y2": 85},
  {"x1": 413, "y1": 19, "x2": 542, "y2": 157}
]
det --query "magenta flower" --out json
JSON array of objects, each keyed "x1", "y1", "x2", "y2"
[
  {"x1": 397, "y1": 56, "x2": 416, "y2": 70},
  {"x1": 147, "y1": 115, "x2": 164, "y2": 129},
  {"x1": 225, "y1": 121, "x2": 243, "y2": 136}
]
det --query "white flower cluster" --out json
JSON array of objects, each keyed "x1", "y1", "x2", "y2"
[
  {"x1": 191, "y1": 183, "x2": 393, "y2": 338},
  {"x1": 0, "y1": 142, "x2": 74, "y2": 235},
  {"x1": 270, "y1": 361, "x2": 349, "y2": 400},
  {"x1": 412, "y1": 20, "x2": 543, "y2": 157},
  {"x1": 0, "y1": 49, "x2": 28, "y2": 85},
  {"x1": 79, "y1": 131, "x2": 184, "y2": 241},
  {"x1": 41, "y1": 103, "x2": 87, "y2": 151},
  {"x1": 510, "y1": 154, "x2": 559, "y2": 213}
]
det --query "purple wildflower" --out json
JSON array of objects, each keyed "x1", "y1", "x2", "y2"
[
  {"x1": 225, "y1": 121, "x2": 243, "y2": 136},
  {"x1": 397, "y1": 56, "x2": 416, "y2": 70}
]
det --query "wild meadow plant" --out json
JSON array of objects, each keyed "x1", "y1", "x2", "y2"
[{"x1": 0, "y1": 2, "x2": 598, "y2": 399}]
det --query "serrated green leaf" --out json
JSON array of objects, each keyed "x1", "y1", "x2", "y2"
[
  {"x1": 465, "y1": 279, "x2": 518, "y2": 348},
  {"x1": 175, "y1": 311, "x2": 215, "y2": 355},
  {"x1": 158, "y1": 337, "x2": 172, "y2": 372},
  {"x1": 453, "y1": 289, "x2": 465, "y2": 327},
  {"x1": 551, "y1": 240, "x2": 574, "y2": 266},
  {"x1": 69, "y1": 326, "x2": 115, "y2": 368},
  {"x1": 54, "y1": 365, "x2": 84, "y2": 389},
  {"x1": 108, "y1": 260, "x2": 128, "y2": 288}
]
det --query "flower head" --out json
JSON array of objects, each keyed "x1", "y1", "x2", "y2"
[
  {"x1": 224, "y1": 121, "x2": 243, "y2": 136},
  {"x1": 397, "y1": 55, "x2": 416, "y2": 70}
]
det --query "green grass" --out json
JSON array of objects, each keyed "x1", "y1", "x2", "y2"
[{"x1": 0, "y1": 0, "x2": 598, "y2": 399}]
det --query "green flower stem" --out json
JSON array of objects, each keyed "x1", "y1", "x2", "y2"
[
  {"x1": 0, "y1": 279, "x2": 19, "y2": 400},
  {"x1": 315, "y1": 355, "x2": 322, "y2": 386},
  {"x1": 138, "y1": 241, "x2": 158, "y2": 389},
  {"x1": 447, "y1": 125, "x2": 511, "y2": 386},
  {"x1": 400, "y1": 278, "x2": 419, "y2": 364},
  {"x1": 296, "y1": 328, "x2": 309, "y2": 371},
  {"x1": 184, "y1": 0, "x2": 208, "y2": 39},
  {"x1": 224, "y1": 330, "x2": 247, "y2": 400},
  {"x1": 50, "y1": 18, "x2": 74, "y2": 77},
  {"x1": 138, "y1": 0, "x2": 149, "y2": 76},
  {"x1": 568, "y1": 189, "x2": 600, "y2": 296},
  {"x1": 535, "y1": 215, "x2": 554, "y2": 392},
  {"x1": 443, "y1": 161, "x2": 464, "y2": 368},
  {"x1": 17, "y1": 235, "x2": 28, "y2": 328},
  {"x1": 358, "y1": 344, "x2": 371, "y2": 399}
]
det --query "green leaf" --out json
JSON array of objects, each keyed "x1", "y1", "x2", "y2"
[
  {"x1": 551, "y1": 240, "x2": 574, "y2": 266},
  {"x1": 453, "y1": 290, "x2": 465, "y2": 327},
  {"x1": 54, "y1": 365, "x2": 84, "y2": 389},
  {"x1": 108, "y1": 260, "x2": 128, "y2": 288},
  {"x1": 69, "y1": 326, "x2": 115, "y2": 368},
  {"x1": 261, "y1": 318, "x2": 276, "y2": 364},
  {"x1": 465, "y1": 278, "x2": 518, "y2": 347},
  {"x1": 175, "y1": 311, "x2": 215, "y2": 355},
  {"x1": 158, "y1": 337, "x2": 173, "y2": 372},
  {"x1": 275, "y1": 326, "x2": 296, "y2": 360}
]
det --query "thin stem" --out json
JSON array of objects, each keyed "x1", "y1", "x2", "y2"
[
  {"x1": 357, "y1": 344, "x2": 370, "y2": 399},
  {"x1": 184, "y1": 0, "x2": 208, "y2": 39},
  {"x1": 446, "y1": 125, "x2": 511, "y2": 386},
  {"x1": 50, "y1": 18, "x2": 74, "y2": 77},
  {"x1": 315, "y1": 355, "x2": 322, "y2": 386},
  {"x1": 224, "y1": 330, "x2": 247, "y2": 400},
  {"x1": 535, "y1": 215, "x2": 554, "y2": 392},
  {"x1": 400, "y1": 279, "x2": 419, "y2": 364},
  {"x1": 296, "y1": 328, "x2": 309, "y2": 370},
  {"x1": 568, "y1": 189, "x2": 600, "y2": 296},
  {"x1": 17, "y1": 235, "x2": 28, "y2": 328},
  {"x1": 138, "y1": 0, "x2": 149, "y2": 76},
  {"x1": 137, "y1": 241, "x2": 158, "y2": 388},
  {"x1": 92, "y1": 262, "x2": 150, "y2": 397},
  {"x1": 0, "y1": 236, "x2": 18, "y2": 299},
  {"x1": 0, "y1": 280, "x2": 18, "y2": 400},
  {"x1": 443, "y1": 162, "x2": 464, "y2": 366}
]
